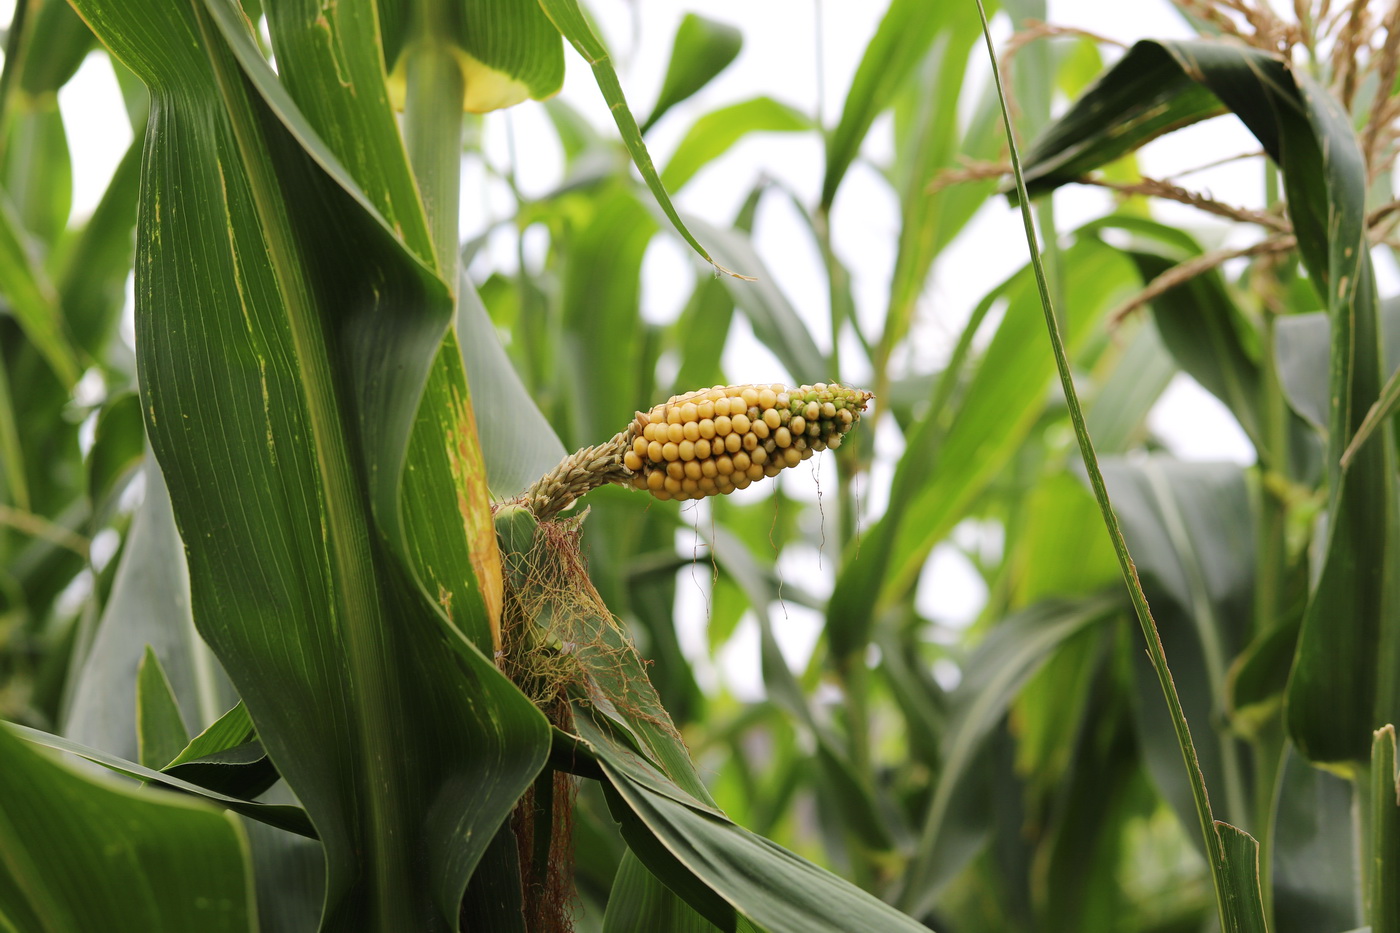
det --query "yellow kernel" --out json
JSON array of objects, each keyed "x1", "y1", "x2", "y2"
[
  {"x1": 679, "y1": 440, "x2": 696, "y2": 461},
  {"x1": 782, "y1": 448, "x2": 801, "y2": 468},
  {"x1": 746, "y1": 464, "x2": 764, "y2": 481},
  {"x1": 828, "y1": 435, "x2": 843, "y2": 449},
  {"x1": 697, "y1": 399, "x2": 715, "y2": 419},
  {"x1": 681, "y1": 478, "x2": 700, "y2": 495},
  {"x1": 741, "y1": 387, "x2": 759, "y2": 407},
  {"x1": 662, "y1": 442, "x2": 679, "y2": 461},
  {"x1": 695, "y1": 438, "x2": 712, "y2": 458},
  {"x1": 751, "y1": 420, "x2": 769, "y2": 440},
  {"x1": 679, "y1": 402, "x2": 698, "y2": 423},
  {"x1": 667, "y1": 407, "x2": 683, "y2": 425},
  {"x1": 742, "y1": 433, "x2": 758, "y2": 451},
  {"x1": 732, "y1": 451, "x2": 751, "y2": 472},
  {"x1": 623, "y1": 451, "x2": 642, "y2": 471},
  {"x1": 775, "y1": 393, "x2": 790, "y2": 407},
  {"x1": 699, "y1": 477, "x2": 717, "y2": 495},
  {"x1": 800, "y1": 447, "x2": 814, "y2": 460},
  {"x1": 683, "y1": 421, "x2": 700, "y2": 442},
  {"x1": 714, "y1": 415, "x2": 733, "y2": 436},
  {"x1": 635, "y1": 411, "x2": 651, "y2": 427},
  {"x1": 667, "y1": 461, "x2": 685, "y2": 480},
  {"x1": 715, "y1": 397, "x2": 732, "y2": 417},
  {"x1": 684, "y1": 460, "x2": 702, "y2": 480},
  {"x1": 667, "y1": 423, "x2": 685, "y2": 444},
  {"x1": 643, "y1": 423, "x2": 657, "y2": 442},
  {"x1": 790, "y1": 416, "x2": 806, "y2": 435},
  {"x1": 775, "y1": 427, "x2": 792, "y2": 448},
  {"x1": 653, "y1": 490, "x2": 673, "y2": 501},
  {"x1": 700, "y1": 458, "x2": 718, "y2": 477},
  {"x1": 823, "y1": 401, "x2": 837, "y2": 418},
  {"x1": 764, "y1": 462, "x2": 783, "y2": 477},
  {"x1": 664, "y1": 476, "x2": 682, "y2": 494},
  {"x1": 729, "y1": 396, "x2": 746, "y2": 415},
  {"x1": 716, "y1": 476, "x2": 734, "y2": 494},
  {"x1": 763, "y1": 409, "x2": 781, "y2": 429},
  {"x1": 633, "y1": 437, "x2": 648, "y2": 456},
  {"x1": 698, "y1": 418, "x2": 716, "y2": 439},
  {"x1": 758, "y1": 388, "x2": 777, "y2": 409},
  {"x1": 647, "y1": 470, "x2": 665, "y2": 491},
  {"x1": 716, "y1": 455, "x2": 734, "y2": 476},
  {"x1": 733, "y1": 472, "x2": 752, "y2": 489},
  {"x1": 751, "y1": 447, "x2": 768, "y2": 466},
  {"x1": 805, "y1": 401, "x2": 821, "y2": 421},
  {"x1": 730, "y1": 413, "x2": 751, "y2": 434},
  {"x1": 724, "y1": 433, "x2": 742, "y2": 454},
  {"x1": 647, "y1": 441, "x2": 664, "y2": 462}
]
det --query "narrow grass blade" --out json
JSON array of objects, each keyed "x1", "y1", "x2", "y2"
[{"x1": 974, "y1": 6, "x2": 1268, "y2": 930}]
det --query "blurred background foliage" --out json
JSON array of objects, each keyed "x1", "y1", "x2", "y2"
[{"x1": 0, "y1": 0, "x2": 1398, "y2": 931}]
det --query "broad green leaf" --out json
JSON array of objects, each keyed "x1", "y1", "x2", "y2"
[
  {"x1": 642, "y1": 13, "x2": 741, "y2": 133},
  {"x1": 451, "y1": 0, "x2": 565, "y2": 112},
  {"x1": 602, "y1": 849, "x2": 721, "y2": 933},
  {"x1": 1372, "y1": 725, "x2": 1400, "y2": 932},
  {"x1": 822, "y1": 0, "x2": 994, "y2": 210},
  {"x1": 10, "y1": 721, "x2": 315, "y2": 838},
  {"x1": 0, "y1": 723, "x2": 255, "y2": 933},
  {"x1": 85, "y1": 393, "x2": 145, "y2": 518},
  {"x1": 990, "y1": 24, "x2": 1268, "y2": 933},
  {"x1": 898, "y1": 595, "x2": 1118, "y2": 917},
  {"x1": 1271, "y1": 749, "x2": 1359, "y2": 933},
  {"x1": 64, "y1": 462, "x2": 230, "y2": 763},
  {"x1": 0, "y1": 191, "x2": 79, "y2": 387},
  {"x1": 660, "y1": 96, "x2": 810, "y2": 192},
  {"x1": 560, "y1": 188, "x2": 656, "y2": 449},
  {"x1": 1088, "y1": 215, "x2": 1321, "y2": 477},
  {"x1": 457, "y1": 278, "x2": 565, "y2": 499},
  {"x1": 585, "y1": 721, "x2": 933, "y2": 933},
  {"x1": 829, "y1": 236, "x2": 1133, "y2": 660},
  {"x1": 1279, "y1": 75, "x2": 1398, "y2": 765},
  {"x1": 136, "y1": 645, "x2": 191, "y2": 769},
  {"x1": 1082, "y1": 319, "x2": 1176, "y2": 455},
  {"x1": 71, "y1": 3, "x2": 549, "y2": 930},
  {"x1": 162, "y1": 702, "x2": 278, "y2": 801},
  {"x1": 1017, "y1": 42, "x2": 1224, "y2": 196},
  {"x1": 1019, "y1": 33, "x2": 1400, "y2": 768},
  {"x1": 57, "y1": 130, "x2": 144, "y2": 359},
  {"x1": 3, "y1": 108, "x2": 71, "y2": 248},
  {"x1": 1213, "y1": 822, "x2": 1269, "y2": 933},
  {"x1": 536, "y1": 0, "x2": 747, "y2": 277}
]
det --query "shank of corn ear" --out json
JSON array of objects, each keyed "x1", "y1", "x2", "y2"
[{"x1": 518, "y1": 383, "x2": 872, "y2": 520}]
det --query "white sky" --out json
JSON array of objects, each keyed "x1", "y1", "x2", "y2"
[{"x1": 28, "y1": 0, "x2": 1315, "y2": 698}]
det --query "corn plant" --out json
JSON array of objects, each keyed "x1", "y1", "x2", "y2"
[{"x1": 2, "y1": 0, "x2": 1399, "y2": 931}]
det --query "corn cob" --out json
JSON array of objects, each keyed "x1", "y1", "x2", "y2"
[
  {"x1": 623, "y1": 383, "x2": 871, "y2": 501},
  {"x1": 518, "y1": 383, "x2": 871, "y2": 519}
]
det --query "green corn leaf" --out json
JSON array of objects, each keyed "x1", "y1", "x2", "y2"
[
  {"x1": 642, "y1": 13, "x2": 742, "y2": 133},
  {"x1": 69, "y1": 2, "x2": 550, "y2": 929},
  {"x1": 535, "y1": 0, "x2": 748, "y2": 278},
  {"x1": 10, "y1": 721, "x2": 316, "y2": 839},
  {"x1": 136, "y1": 645, "x2": 191, "y2": 770},
  {"x1": 661, "y1": 96, "x2": 810, "y2": 192},
  {"x1": 0, "y1": 723, "x2": 256, "y2": 933}
]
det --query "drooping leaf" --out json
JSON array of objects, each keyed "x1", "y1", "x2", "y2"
[
  {"x1": 10, "y1": 721, "x2": 315, "y2": 839},
  {"x1": 642, "y1": 13, "x2": 742, "y2": 132},
  {"x1": 0, "y1": 723, "x2": 256, "y2": 933},
  {"x1": 660, "y1": 96, "x2": 810, "y2": 192},
  {"x1": 535, "y1": 0, "x2": 748, "y2": 278}
]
